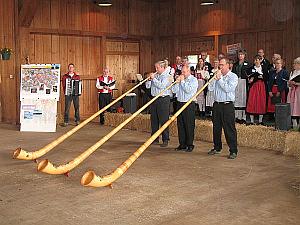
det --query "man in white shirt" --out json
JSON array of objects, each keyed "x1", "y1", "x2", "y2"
[{"x1": 96, "y1": 67, "x2": 116, "y2": 125}]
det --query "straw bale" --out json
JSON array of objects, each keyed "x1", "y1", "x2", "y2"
[
  {"x1": 104, "y1": 113, "x2": 300, "y2": 157},
  {"x1": 284, "y1": 131, "x2": 300, "y2": 158},
  {"x1": 236, "y1": 124, "x2": 286, "y2": 152}
]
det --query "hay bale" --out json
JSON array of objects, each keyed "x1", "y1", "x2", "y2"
[
  {"x1": 236, "y1": 124, "x2": 286, "y2": 152},
  {"x1": 104, "y1": 112, "x2": 300, "y2": 157},
  {"x1": 284, "y1": 131, "x2": 300, "y2": 157},
  {"x1": 195, "y1": 120, "x2": 214, "y2": 142}
]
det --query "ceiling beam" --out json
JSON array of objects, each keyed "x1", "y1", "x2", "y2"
[{"x1": 19, "y1": 0, "x2": 40, "y2": 27}]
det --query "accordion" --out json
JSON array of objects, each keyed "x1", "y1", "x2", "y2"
[
  {"x1": 100, "y1": 80, "x2": 116, "y2": 87},
  {"x1": 65, "y1": 78, "x2": 82, "y2": 96}
]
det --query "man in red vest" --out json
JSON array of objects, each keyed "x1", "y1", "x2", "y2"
[
  {"x1": 96, "y1": 67, "x2": 116, "y2": 125},
  {"x1": 62, "y1": 63, "x2": 81, "y2": 127}
]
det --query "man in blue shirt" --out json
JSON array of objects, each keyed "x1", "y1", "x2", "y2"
[
  {"x1": 146, "y1": 60, "x2": 173, "y2": 147},
  {"x1": 172, "y1": 65, "x2": 198, "y2": 152},
  {"x1": 208, "y1": 58, "x2": 239, "y2": 159}
]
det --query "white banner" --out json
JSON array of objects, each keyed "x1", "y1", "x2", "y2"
[{"x1": 20, "y1": 99, "x2": 57, "y2": 132}]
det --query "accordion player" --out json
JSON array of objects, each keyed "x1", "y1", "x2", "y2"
[{"x1": 65, "y1": 78, "x2": 82, "y2": 96}]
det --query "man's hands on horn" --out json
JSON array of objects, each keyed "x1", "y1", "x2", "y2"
[
  {"x1": 148, "y1": 72, "x2": 155, "y2": 80},
  {"x1": 214, "y1": 70, "x2": 222, "y2": 80},
  {"x1": 176, "y1": 75, "x2": 185, "y2": 83}
]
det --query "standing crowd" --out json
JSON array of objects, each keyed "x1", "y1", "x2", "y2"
[{"x1": 60, "y1": 49, "x2": 300, "y2": 160}]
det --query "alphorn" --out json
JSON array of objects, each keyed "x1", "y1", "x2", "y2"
[
  {"x1": 13, "y1": 78, "x2": 149, "y2": 161},
  {"x1": 37, "y1": 81, "x2": 177, "y2": 174},
  {"x1": 81, "y1": 74, "x2": 217, "y2": 187}
]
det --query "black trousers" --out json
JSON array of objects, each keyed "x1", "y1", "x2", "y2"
[
  {"x1": 177, "y1": 101, "x2": 195, "y2": 147},
  {"x1": 212, "y1": 102, "x2": 238, "y2": 154},
  {"x1": 150, "y1": 96, "x2": 170, "y2": 142},
  {"x1": 99, "y1": 93, "x2": 112, "y2": 124},
  {"x1": 64, "y1": 95, "x2": 80, "y2": 123}
]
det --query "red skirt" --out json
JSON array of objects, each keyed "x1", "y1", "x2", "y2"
[
  {"x1": 246, "y1": 80, "x2": 266, "y2": 114},
  {"x1": 267, "y1": 85, "x2": 286, "y2": 113}
]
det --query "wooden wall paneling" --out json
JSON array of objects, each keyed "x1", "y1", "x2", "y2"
[
  {"x1": 81, "y1": 0, "x2": 90, "y2": 31},
  {"x1": 122, "y1": 54, "x2": 139, "y2": 83},
  {"x1": 95, "y1": 4, "x2": 109, "y2": 32},
  {"x1": 73, "y1": 36, "x2": 83, "y2": 75},
  {"x1": 34, "y1": 34, "x2": 44, "y2": 63},
  {"x1": 106, "y1": 41, "x2": 123, "y2": 52},
  {"x1": 59, "y1": 35, "x2": 68, "y2": 70},
  {"x1": 89, "y1": 1, "x2": 98, "y2": 31},
  {"x1": 58, "y1": 0, "x2": 68, "y2": 29},
  {"x1": 129, "y1": 0, "x2": 151, "y2": 36},
  {"x1": 67, "y1": 36, "x2": 76, "y2": 66},
  {"x1": 234, "y1": 32, "x2": 258, "y2": 61},
  {"x1": 122, "y1": 54, "x2": 139, "y2": 96},
  {"x1": 50, "y1": 0, "x2": 60, "y2": 29},
  {"x1": 91, "y1": 37, "x2": 102, "y2": 77},
  {"x1": 140, "y1": 39, "x2": 152, "y2": 73},
  {"x1": 106, "y1": 54, "x2": 122, "y2": 95},
  {"x1": 42, "y1": 0, "x2": 51, "y2": 29},
  {"x1": 80, "y1": 79, "x2": 97, "y2": 118},
  {"x1": 66, "y1": 0, "x2": 76, "y2": 29},
  {"x1": 51, "y1": 35, "x2": 60, "y2": 64},
  {"x1": 74, "y1": 0, "x2": 82, "y2": 30},
  {"x1": 43, "y1": 35, "x2": 52, "y2": 63},
  {"x1": 81, "y1": 36, "x2": 91, "y2": 77},
  {"x1": 123, "y1": 42, "x2": 139, "y2": 52},
  {"x1": 18, "y1": 0, "x2": 40, "y2": 27}
]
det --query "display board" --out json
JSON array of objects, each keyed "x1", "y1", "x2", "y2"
[
  {"x1": 20, "y1": 64, "x2": 60, "y2": 100},
  {"x1": 20, "y1": 99, "x2": 58, "y2": 132},
  {"x1": 20, "y1": 64, "x2": 60, "y2": 132}
]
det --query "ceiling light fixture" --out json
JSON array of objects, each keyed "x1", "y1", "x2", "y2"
[
  {"x1": 96, "y1": 0, "x2": 112, "y2": 7},
  {"x1": 200, "y1": 0, "x2": 218, "y2": 6}
]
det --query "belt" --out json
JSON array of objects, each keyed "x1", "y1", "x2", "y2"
[
  {"x1": 214, "y1": 101, "x2": 233, "y2": 104},
  {"x1": 157, "y1": 95, "x2": 170, "y2": 98}
]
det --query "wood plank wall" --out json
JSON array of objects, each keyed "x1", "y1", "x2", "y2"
[
  {"x1": 0, "y1": 0, "x2": 17, "y2": 123},
  {"x1": 0, "y1": 0, "x2": 153, "y2": 123},
  {"x1": 152, "y1": 0, "x2": 300, "y2": 70},
  {"x1": 0, "y1": 0, "x2": 299, "y2": 123}
]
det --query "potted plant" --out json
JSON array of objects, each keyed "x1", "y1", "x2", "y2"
[{"x1": 0, "y1": 47, "x2": 12, "y2": 60}]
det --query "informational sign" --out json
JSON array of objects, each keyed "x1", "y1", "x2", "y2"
[
  {"x1": 20, "y1": 64, "x2": 60, "y2": 132},
  {"x1": 226, "y1": 43, "x2": 242, "y2": 55},
  {"x1": 20, "y1": 99, "x2": 58, "y2": 132},
  {"x1": 20, "y1": 64, "x2": 60, "y2": 100}
]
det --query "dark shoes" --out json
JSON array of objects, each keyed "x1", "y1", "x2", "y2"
[
  {"x1": 175, "y1": 145, "x2": 194, "y2": 152},
  {"x1": 175, "y1": 145, "x2": 187, "y2": 151},
  {"x1": 75, "y1": 121, "x2": 80, "y2": 126},
  {"x1": 208, "y1": 149, "x2": 221, "y2": 155},
  {"x1": 185, "y1": 145, "x2": 194, "y2": 152},
  {"x1": 160, "y1": 141, "x2": 169, "y2": 147},
  {"x1": 228, "y1": 153, "x2": 237, "y2": 159}
]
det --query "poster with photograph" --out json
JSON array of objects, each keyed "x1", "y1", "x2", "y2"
[
  {"x1": 20, "y1": 64, "x2": 60, "y2": 100},
  {"x1": 226, "y1": 43, "x2": 242, "y2": 61},
  {"x1": 20, "y1": 99, "x2": 57, "y2": 132}
]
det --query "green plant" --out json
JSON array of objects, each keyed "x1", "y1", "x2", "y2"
[{"x1": 0, "y1": 47, "x2": 12, "y2": 54}]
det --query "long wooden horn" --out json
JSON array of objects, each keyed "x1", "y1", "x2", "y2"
[
  {"x1": 13, "y1": 78, "x2": 149, "y2": 161},
  {"x1": 81, "y1": 74, "x2": 216, "y2": 187},
  {"x1": 37, "y1": 81, "x2": 177, "y2": 175}
]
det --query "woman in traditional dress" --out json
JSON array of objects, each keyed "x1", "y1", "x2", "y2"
[
  {"x1": 232, "y1": 49, "x2": 252, "y2": 123},
  {"x1": 287, "y1": 57, "x2": 300, "y2": 130},
  {"x1": 246, "y1": 55, "x2": 268, "y2": 125},
  {"x1": 195, "y1": 58, "x2": 210, "y2": 118},
  {"x1": 267, "y1": 58, "x2": 289, "y2": 114}
]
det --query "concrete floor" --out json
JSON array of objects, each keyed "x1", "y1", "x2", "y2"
[{"x1": 0, "y1": 123, "x2": 299, "y2": 225}]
